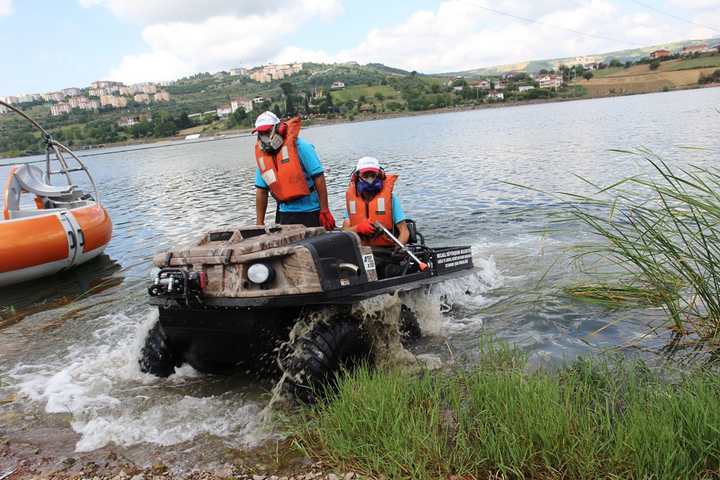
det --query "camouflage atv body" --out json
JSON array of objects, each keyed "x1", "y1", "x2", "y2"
[{"x1": 142, "y1": 224, "x2": 473, "y2": 397}]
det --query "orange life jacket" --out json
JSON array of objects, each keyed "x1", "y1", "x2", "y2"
[
  {"x1": 346, "y1": 174, "x2": 397, "y2": 247},
  {"x1": 255, "y1": 117, "x2": 310, "y2": 202}
]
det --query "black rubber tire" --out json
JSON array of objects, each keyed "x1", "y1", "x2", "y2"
[
  {"x1": 139, "y1": 321, "x2": 181, "y2": 377},
  {"x1": 400, "y1": 305, "x2": 422, "y2": 345},
  {"x1": 278, "y1": 317, "x2": 371, "y2": 403}
]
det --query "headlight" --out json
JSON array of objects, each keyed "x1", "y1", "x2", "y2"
[{"x1": 247, "y1": 263, "x2": 273, "y2": 284}]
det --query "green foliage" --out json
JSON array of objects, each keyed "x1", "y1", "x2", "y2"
[
  {"x1": 668, "y1": 55, "x2": 720, "y2": 72},
  {"x1": 560, "y1": 150, "x2": 720, "y2": 341},
  {"x1": 330, "y1": 85, "x2": 396, "y2": 104},
  {"x1": 649, "y1": 60, "x2": 661, "y2": 70},
  {"x1": 517, "y1": 88, "x2": 554, "y2": 100},
  {"x1": 130, "y1": 121, "x2": 153, "y2": 139},
  {"x1": 698, "y1": 69, "x2": 720, "y2": 84},
  {"x1": 226, "y1": 107, "x2": 249, "y2": 129},
  {"x1": 295, "y1": 346, "x2": 720, "y2": 480}
]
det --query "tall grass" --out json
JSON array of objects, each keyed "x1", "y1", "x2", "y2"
[
  {"x1": 294, "y1": 342, "x2": 720, "y2": 479},
  {"x1": 557, "y1": 149, "x2": 720, "y2": 342}
]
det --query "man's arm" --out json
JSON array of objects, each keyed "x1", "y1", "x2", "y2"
[
  {"x1": 313, "y1": 173, "x2": 330, "y2": 211},
  {"x1": 395, "y1": 220, "x2": 410, "y2": 245},
  {"x1": 255, "y1": 188, "x2": 268, "y2": 225}
]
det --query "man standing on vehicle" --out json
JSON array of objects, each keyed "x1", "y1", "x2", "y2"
[{"x1": 253, "y1": 111, "x2": 335, "y2": 230}]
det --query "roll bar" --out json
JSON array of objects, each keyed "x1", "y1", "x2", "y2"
[{"x1": 0, "y1": 99, "x2": 101, "y2": 206}]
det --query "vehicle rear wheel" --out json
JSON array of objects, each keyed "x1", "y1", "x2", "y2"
[
  {"x1": 278, "y1": 316, "x2": 371, "y2": 403},
  {"x1": 400, "y1": 304, "x2": 422, "y2": 345},
  {"x1": 139, "y1": 321, "x2": 181, "y2": 377}
]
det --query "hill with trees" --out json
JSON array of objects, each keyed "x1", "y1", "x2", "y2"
[{"x1": 1, "y1": 37, "x2": 719, "y2": 158}]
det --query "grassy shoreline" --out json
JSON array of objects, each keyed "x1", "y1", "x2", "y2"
[{"x1": 292, "y1": 341, "x2": 720, "y2": 479}]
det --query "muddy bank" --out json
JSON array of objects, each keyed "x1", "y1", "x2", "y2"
[{"x1": 2, "y1": 419, "x2": 365, "y2": 480}]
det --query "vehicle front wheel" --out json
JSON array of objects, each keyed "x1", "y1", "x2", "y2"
[
  {"x1": 277, "y1": 316, "x2": 371, "y2": 403},
  {"x1": 139, "y1": 321, "x2": 181, "y2": 377}
]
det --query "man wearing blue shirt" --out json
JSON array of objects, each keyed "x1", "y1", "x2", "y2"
[
  {"x1": 253, "y1": 111, "x2": 335, "y2": 230},
  {"x1": 342, "y1": 156, "x2": 409, "y2": 246}
]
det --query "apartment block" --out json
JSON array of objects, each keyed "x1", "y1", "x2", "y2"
[
  {"x1": 250, "y1": 63, "x2": 303, "y2": 83},
  {"x1": 154, "y1": 91, "x2": 170, "y2": 102},
  {"x1": 62, "y1": 88, "x2": 82, "y2": 97},
  {"x1": 90, "y1": 80, "x2": 124, "y2": 90},
  {"x1": 230, "y1": 97, "x2": 253, "y2": 113},
  {"x1": 50, "y1": 103, "x2": 72, "y2": 116}
]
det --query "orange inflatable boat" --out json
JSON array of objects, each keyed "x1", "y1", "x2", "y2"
[{"x1": 0, "y1": 101, "x2": 112, "y2": 286}]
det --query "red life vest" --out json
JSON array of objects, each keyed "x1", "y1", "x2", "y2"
[
  {"x1": 346, "y1": 174, "x2": 397, "y2": 247},
  {"x1": 255, "y1": 117, "x2": 310, "y2": 202}
]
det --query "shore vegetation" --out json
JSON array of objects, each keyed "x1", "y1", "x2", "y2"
[
  {"x1": 556, "y1": 149, "x2": 720, "y2": 344},
  {"x1": 293, "y1": 340, "x2": 720, "y2": 479}
]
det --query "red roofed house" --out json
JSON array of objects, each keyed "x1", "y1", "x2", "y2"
[
  {"x1": 682, "y1": 44, "x2": 709, "y2": 56},
  {"x1": 650, "y1": 49, "x2": 671, "y2": 60}
]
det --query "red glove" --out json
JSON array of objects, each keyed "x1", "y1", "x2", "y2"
[
  {"x1": 319, "y1": 209, "x2": 336, "y2": 231},
  {"x1": 355, "y1": 219, "x2": 376, "y2": 236}
]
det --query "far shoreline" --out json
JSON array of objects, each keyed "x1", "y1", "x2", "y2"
[{"x1": 1, "y1": 82, "x2": 718, "y2": 161}]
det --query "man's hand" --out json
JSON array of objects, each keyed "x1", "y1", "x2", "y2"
[
  {"x1": 319, "y1": 209, "x2": 336, "y2": 231},
  {"x1": 355, "y1": 219, "x2": 376, "y2": 236}
]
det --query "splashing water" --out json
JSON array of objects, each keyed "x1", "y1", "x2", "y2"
[
  {"x1": 4, "y1": 247, "x2": 501, "y2": 453},
  {"x1": 7, "y1": 309, "x2": 274, "y2": 452}
]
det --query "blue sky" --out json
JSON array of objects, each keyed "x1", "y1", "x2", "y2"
[{"x1": 1, "y1": 0, "x2": 718, "y2": 96}]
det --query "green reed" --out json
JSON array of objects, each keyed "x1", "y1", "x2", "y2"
[
  {"x1": 554, "y1": 148, "x2": 720, "y2": 341},
  {"x1": 293, "y1": 341, "x2": 720, "y2": 479}
]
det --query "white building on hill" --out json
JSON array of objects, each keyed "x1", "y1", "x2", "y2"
[
  {"x1": 231, "y1": 97, "x2": 253, "y2": 113},
  {"x1": 250, "y1": 63, "x2": 303, "y2": 83},
  {"x1": 216, "y1": 105, "x2": 232, "y2": 117},
  {"x1": 538, "y1": 74, "x2": 563, "y2": 90},
  {"x1": 50, "y1": 103, "x2": 71, "y2": 116}
]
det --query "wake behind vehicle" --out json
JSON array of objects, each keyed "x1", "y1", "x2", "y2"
[{"x1": 142, "y1": 222, "x2": 474, "y2": 400}]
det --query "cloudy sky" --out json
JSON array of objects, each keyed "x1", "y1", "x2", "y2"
[{"x1": 1, "y1": 0, "x2": 719, "y2": 95}]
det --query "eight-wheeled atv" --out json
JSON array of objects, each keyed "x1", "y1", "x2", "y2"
[{"x1": 142, "y1": 223, "x2": 474, "y2": 400}]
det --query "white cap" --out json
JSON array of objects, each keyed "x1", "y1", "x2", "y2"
[
  {"x1": 253, "y1": 111, "x2": 280, "y2": 133},
  {"x1": 356, "y1": 156, "x2": 381, "y2": 173}
]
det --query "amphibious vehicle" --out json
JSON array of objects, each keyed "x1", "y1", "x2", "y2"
[{"x1": 142, "y1": 222, "x2": 474, "y2": 399}]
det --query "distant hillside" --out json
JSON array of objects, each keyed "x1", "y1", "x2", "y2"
[{"x1": 445, "y1": 37, "x2": 720, "y2": 77}]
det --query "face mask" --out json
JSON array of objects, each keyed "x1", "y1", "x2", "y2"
[
  {"x1": 258, "y1": 125, "x2": 284, "y2": 153},
  {"x1": 357, "y1": 176, "x2": 383, "y2": 195}
]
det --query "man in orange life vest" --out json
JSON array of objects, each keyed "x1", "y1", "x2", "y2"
[
  {"x1": 253, "y1": 111, "x2": 335, "y2": 230},
  {"x1": 342, "y1": 156, "x2": 409, "y2": 247}
]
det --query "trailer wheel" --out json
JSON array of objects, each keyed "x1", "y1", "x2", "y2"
[
  {"x1": 139, "y1": 321, "x2": 181, "y2": 377},
  {"x1": 400, "y1": 305, "x2": 422, "y2": 345},
  {"x1": 278, "y1": 317, "x2": 371, "y2": 403}
]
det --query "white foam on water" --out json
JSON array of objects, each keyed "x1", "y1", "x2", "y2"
[
  {"x1": 341, "y1": 244, "x2": 504, "y2": 351},
  {"x1": 71, "y1": 396, "x2": 266, "y2": 452},
  {"x1": 401, "y1": 246, "x2": 504, "y2": 335},
  {"x1": 7, "y1": 308, "x2": 271, "y2": 452}
]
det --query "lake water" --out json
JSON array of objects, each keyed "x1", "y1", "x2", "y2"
[{"x1": 1, "y1": 87, "x2": 719, "y2": 470}]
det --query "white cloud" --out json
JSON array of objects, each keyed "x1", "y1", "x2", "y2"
[
  {"x1": 667, "y1": 0, "x2": 720, "y2": 10},
  {"x1": 100, "y1": 0, "x2": 719, "y2": 84},
  {"x1": 95, "y1": 0, "x2": 341, "y2": 83},
  {"x1": 0, "y1": 0, "x2": 13, "y2": 16},
  {"x1": 324, "y1": 0, "x2": 718, "y2": 73},
  {"x1": 108, "y1": 51, "x2": 195, "y2": 85},
  {"x1": 272, "y1": 46, "x2": 336, "y2": 65},
  {"x1": 79, "y1": 0, "x2": 293, "y2": 24}
]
